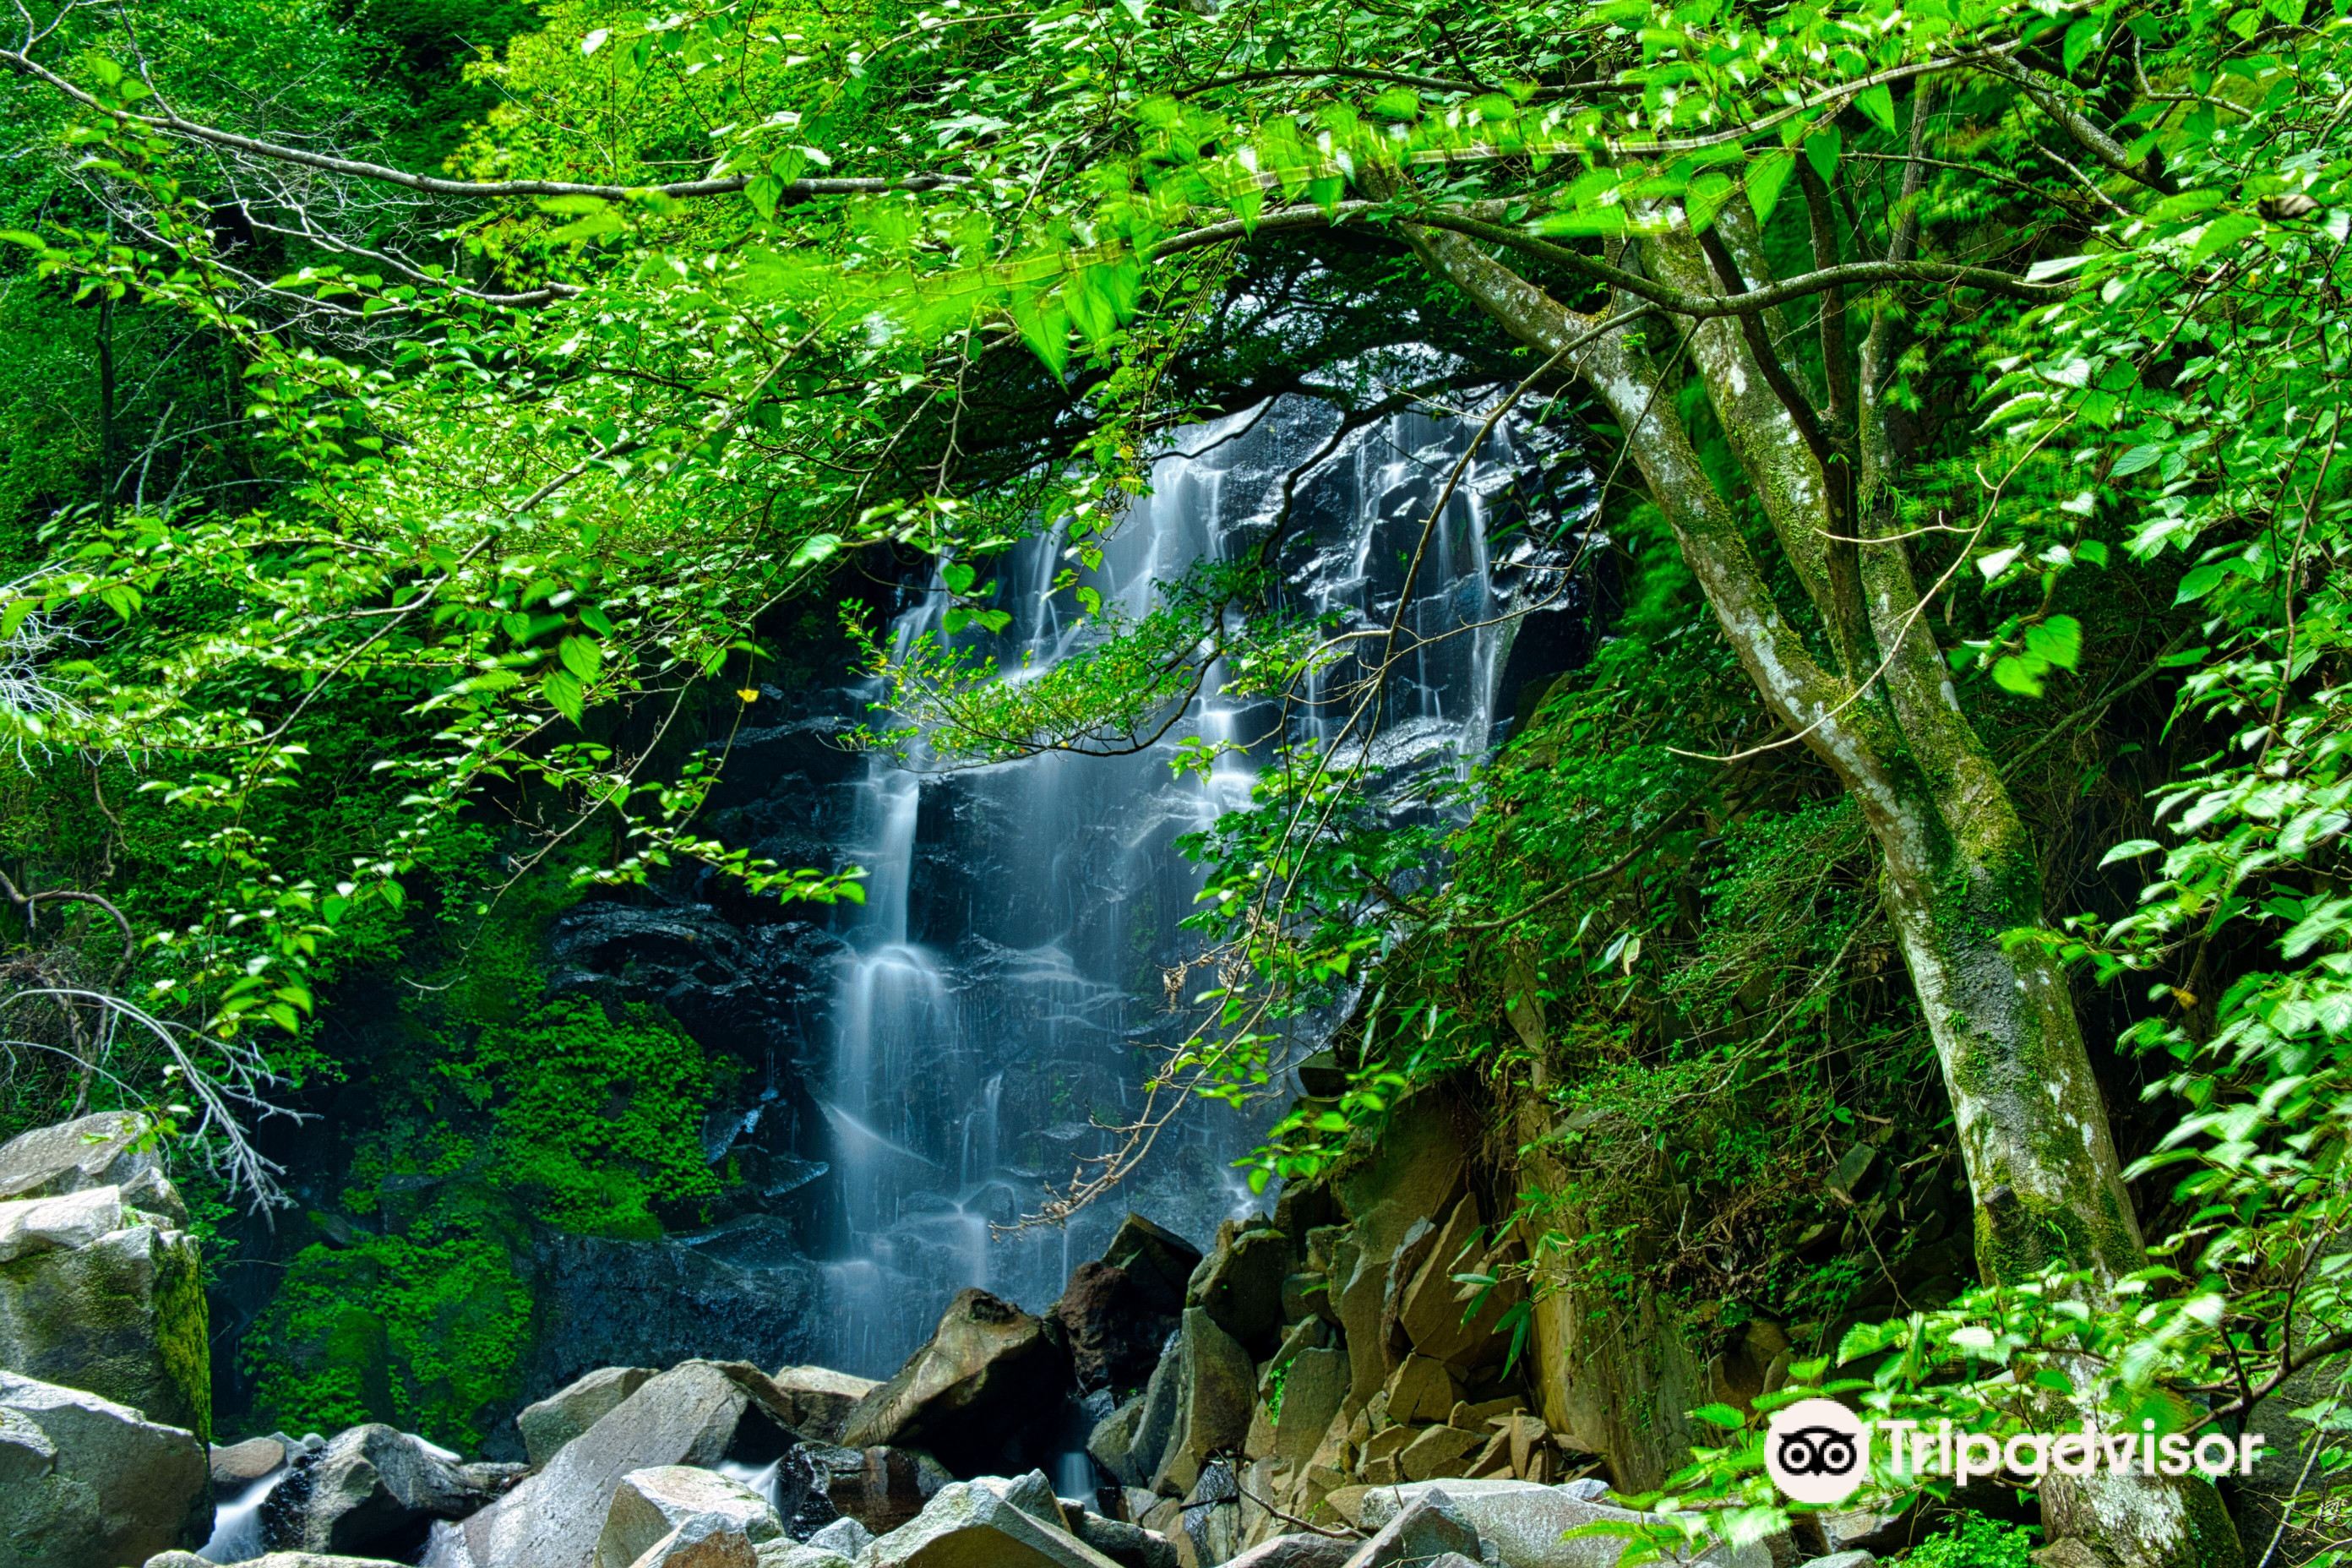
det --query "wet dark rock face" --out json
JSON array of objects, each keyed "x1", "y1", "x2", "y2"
[{"x1": 525, "y1": 1226, "x2": 823, "y2": 1404}]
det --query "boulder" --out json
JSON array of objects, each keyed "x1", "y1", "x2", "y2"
[
  {"x1": 1147, "y1": 1308, "x2": 1256, "y2": 1497},
  {"x1": 1055, "y1": 1260, "x2": 1185, "y2": 1396},
  {"x1": 1398, "y1": 1424, "x2": 1484, "y2": 1482},
  {"x1": 1384, "y1": 1355, "x2": 1462, "y2": 1426},
  {"x1": 421, "y1": 1360, "x2": 801, "y2": 1568},
  {"x1": 1088, "y1": 1396, "x2": 1151, "y2": 1489},
  {"x1": 803, "y1": 1516, "x2": 874, "y2": 1557},
  {"x1": 1185, "y1": 1226, "x2": 1292, "y2": 1355},
  {"x1": 1358, "y1": 1479, "x2": 1773, "y2": 1567},
  {"x1": 1064, "y1": 1510, "x2": 1179, "y2": 1568},
  {"x1": 1272, "y1": 1350, "x2": 1348, "y2": 1473},
  {"x1": 0, "y1": 1368, "x2": 209, "y2": 1568},
  {"x1": 839, "y1": 1289, "x2": 1069, "y2": 1475},
  {"x1": 1342, "y1": 1491, "x2": 1480, "y2": 1568},
  {"x1": 1224, "y1": 1535, "x2": 1358, "y2": 1568},
  {"x1": 752, "y1": 1546, "x2": 854, "y2": 1568},
  {"x1": 973, "y1": 1468, "x2": 1064, "y2": 1522},
  {"x1": 147, "y1": 1555, "x2": 409, "y2": 1567},
  {"x1": 865, "y1": 1478, "x2": 1126, "y2": 1568},
  {"x1": 769, "y1": 1367, "x2": 879, "y2": 1445},
  {"x1": 259, "y1": 1424, "x2": 497, "y2": 1558},
  {"x1": 1101, "y1": 1215, "x2": 1205, "y2": 1301},
  {"x1": 1798, "y1": 1555, "x2": 1875, "y2": 1568},
  {"x1": 520, "y1": 1368, "x2": 660, "y2": 1467},
  {"x1": 214, "y1": 1434, "x2": 293, "y2": 1485},
  {"x1": 773, "y1": 1441, "x2": 952, "y2": 1536},
  {"x1": 0, "y1": 1111, "x2": 161, "y2": 1202},
  {"x1": 0, "y1": 1178, "x2": 210, "y2": 1436},
  {"x1": 146, "y1": 1557, "x2": 407, "y2": 1568},
  {"x1": 1176, "y1": 1460, "x2": 1243, "y2": 1566},
  {"x1": 592, "y1": 1466, "x2": 781, "y2": 1568},
  {"x1": 620, "y1": 1529, "x2": 759, "y2": 1568},
  {"x1": 1390, "y1": 1198, "x2": 1497, "y2": 1367}
]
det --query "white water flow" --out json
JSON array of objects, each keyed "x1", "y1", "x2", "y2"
[
  {"x1": 810, "y1": 399, "x2": 1554, "y2": 1377},
  {"x1": 200, "y1": 1471, "x2": 282, "y2": 1563}
]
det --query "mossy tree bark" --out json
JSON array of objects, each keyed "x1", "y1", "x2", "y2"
[{"x1": 1379, "y1": 183, "x2": 2238, "y2": 1568}]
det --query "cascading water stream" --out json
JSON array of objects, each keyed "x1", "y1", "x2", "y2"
[{"x1": 801, "y1": 396, "x2": 1581, "y2": 1378}]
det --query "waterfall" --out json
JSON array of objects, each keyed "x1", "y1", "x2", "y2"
[
  {"x1": 199, "y1": 1471, "x2": 281, "y2": 1562},
  {"x1": 789, "y1": 394, "x2": 1581, "y2": 1378}
]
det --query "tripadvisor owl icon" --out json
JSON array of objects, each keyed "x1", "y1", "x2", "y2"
[{"x1": 1765, "y1": 1399, "x2": 1870, "y2": 1505}]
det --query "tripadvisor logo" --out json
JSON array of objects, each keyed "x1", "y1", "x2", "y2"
[
  {"x1": 1761, "y1": 1399, "x2": 2273, "y2": 1506},
  {"x1": 1766, "y1": 1400, "x2": 1870, "y2": 1505}
]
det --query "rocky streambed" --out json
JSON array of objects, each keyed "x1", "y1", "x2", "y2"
[{"x1": 3, "y1": 1107, "x2": 1897, "y2": 1568}]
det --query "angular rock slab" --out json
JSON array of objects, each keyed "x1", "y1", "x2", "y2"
[
  {"x1": 1224, "y1": 1535, "x2": 1358, "y2": 1568},
  {"x1": 866, "y1": 1480, "x2": 1128, "y2": 1568},
  {"x1": 839, "y1": 1289, "x2": 1068, "y2": 1475},
  {"x1": 0, "y1": 1179, "x2": 209, "y2": 1435},
  {"x1": 259, "y1": 1423, "x2": 493, "y2": 1558},
  {"x1": 768, "y1": 1366, "x2": 879, "y2": 1445},
  {"x1": 520, "y1": 1367, "x2": 661, "y2": 1467},
  {"x1": 1358, "y1": 1479, "x2": 1773, "y2": 1568},
  {"x1": 0, "y1": 1369, "x2": 209, "y2": 1568},
  {"x1": 1342, "y1": 1492, "x2": 1482, "y2": 1568},
  {"x1": 593, "y1": 1465, "x2": 781, "y2": 1568},
  {"x1": 422, "y1": 1360, "x2": 798, "y2": 1568},
  {"x1": 0, "y1": 1112, "x2": 160, "y2": 1202},
  {"x1": 145, "y1": 1555, "x2": 409, "y2": 1568}
]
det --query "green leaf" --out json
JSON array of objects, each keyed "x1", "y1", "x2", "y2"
[
  {"x1": 2062, "y1": 18, "x2": 2101, "y2": 74},
  {"x1": 2111, "y1": 444, "x2": 2164, "y2": 476},
  {"x1": 1691, "y1": 1402, "x2": 1748, "y2": 1429},
  {"x1": 2175, "y1": 562, "x2": 2230, "y2": 603},
  {"x1": 0, "y1": 600, "x2": 33, "y2": 644},
  {"x1": 1804, "y1": 127, "x2": 1841, "y2": 187},
  {"x1": 1854, "y1": 84, "x2": 1897, "y2": 136},
  {"x1": 558, "y1": 634, "x2": 602, "y2": 680},
  {"x1": 544, "y1": 669, "x2": 586, "y2": 723},
  {"x1": 790, "y1": 533, "x2": 842, "y2": 570},
  {"x1": 942, "y1": 561, "x2": 977, "y2": 595},
  {"x1": 1992, "y1": 655, "x2": 2047, "y2": 697},
  {"x1": 1685, "y1": 172, "x2": 1733, "y2": 233},
  {"x1": 1745, "y1": 150, "x2": 1797, "y2": 226},
  {"x1": 2024, "y1": 614, "x2": 2082, "y2": 672},
  {"x1": 2190, "y1": 211, "x2": 2262, "y2": 264}
]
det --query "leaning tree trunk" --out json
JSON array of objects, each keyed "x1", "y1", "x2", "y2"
[{"x1": 1381, "y1": 194, "x2": 2240, "y2": 1567}]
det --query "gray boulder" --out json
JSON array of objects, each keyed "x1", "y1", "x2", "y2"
[
  {"x1": 0, "y1": 1111, "x2": 161, "y2": 1202},
  {"x1": 592, "y1": 1466, "x2": 781, "y2": 1568},
  {"x1": 1088, "y1": 1395, "x2": 1149, "y2": 1489},
  {"x1": 865, "y1": 1480, "x2": 1126, "y2": 1568},
  {"x1": 213, "y1": 1434, "x2": 293, "y2": 1485},
  {"x1": 751, "y1": 1546, "x2": 854, "y2": 1568},
  {"x1": 520, "y1": 1368, "x2": 661, "y2": 1467},
  {"x1": 769, "y1": 1367, "x2": 879, "y2": 1445},
  {"x1": 0, "y1": 1369, "x2": 209, "y2": 1568},
  {"x1": 1064, "y1": 1511, "x2": 1179, "y2": 1568},
  {"x1": 0, "y1": 1178, "x2": 210, "y2": 1435},
  {"x1": 421, "y1": 1360, "x2": 801, "y2": 1568},
  {"x1": 146, "y1": 1556, "x2": 408, "y2": 1567},
  {"x1": 773, "y1": 1441, "x2": 952, "y2": 1536},
  {"x1": 1147, "y1": 1308, "x2": 1255, "y2": 1496},
  {"x1": 1356, "y1": 1478, "x2": 1772, "y2": 1568},
  {"x1": 1224, "y1": 1535, "x2": 1358, "y2": 1568},
  {"x1": 1344, "y1": 1492, "x2": 1482, "y2": 1568},
  {"x1": 803, "y1": 1516, "x2": 874, "y2": 1557},
  {"x1": 1798, "y1": 1555, "x2": 1876, "y2": 1568},
  {"x1": 259, "y1": 1424, "x2": 497, "y2": 1558},
  {"x1": 839, "y1": 1289, "x2": 1069, "y2": 1476}
]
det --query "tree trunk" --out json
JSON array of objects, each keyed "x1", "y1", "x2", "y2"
[{"x1": 1380, "y1": 199, "x2": 2240, "y2": 1568}]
